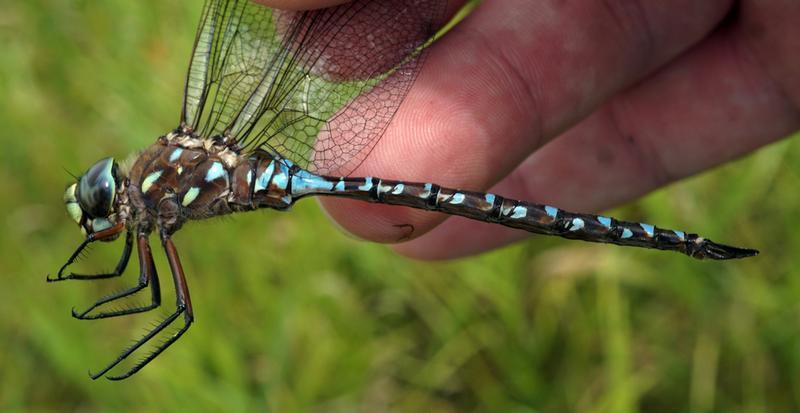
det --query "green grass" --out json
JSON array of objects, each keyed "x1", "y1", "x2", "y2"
[{"x1": 1, "y1": 1, "x2": 799, "y2": 412}]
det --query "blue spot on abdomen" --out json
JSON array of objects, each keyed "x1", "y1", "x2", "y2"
[
  {"x1": 449, "y1": 193, "x2": 465, "y2": 204},
  {"x1": 569, "y1": 218, "x2": 585, "y2": 231},
  {"x1": 358, "y1": 177, "x2": 373, "y2": 191},
  {"x1": 391, "y1": 183, "x2": 405, "y2": 195}
]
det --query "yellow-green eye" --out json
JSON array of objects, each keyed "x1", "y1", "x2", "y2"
[{"x1": 77, "y1": 157, "x2": 117, "y2": 218}]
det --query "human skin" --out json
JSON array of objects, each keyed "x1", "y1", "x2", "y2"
[{"x1": 255, "y1": 0, "x2": 800, "y2": 259}]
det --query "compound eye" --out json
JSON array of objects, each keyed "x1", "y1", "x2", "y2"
[{"x1": 77, "y1": 157, "x2": 117, "y2": 218}]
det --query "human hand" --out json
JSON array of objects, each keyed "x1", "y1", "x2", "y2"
[{"x1": 257, "y1": 0, "x2": 800, "y2": 259}]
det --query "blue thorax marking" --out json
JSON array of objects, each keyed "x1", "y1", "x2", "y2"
[
  {"x1": 485, "y1": 193, "x2": 495, "y2": 205},
  {"x1": 621, "y1": 228, "x2": 633, "y2": 239},
  {"x1": 598, "y1": 216, "x2": 612, "y2": 228},
  {"x1": 334, "y1": 179, "x2": 345, "y2": 192},
  {"x1": 205, "y1": 162, "x2": 227, "y2": 183},
  {"x1": 169, "y1": 148, "x2": 183, "y2": 163},
  {"x1": 182, "y1": 187, "x2": 200, "y2": 206},
  {"x1": 640, "y1": 223, "x2": 655, "y2": 237},
  {"x1": 544, "y1": 205, "x2": 559, "y2": 219},
  {"x1": 142, "y1": 170, "x2": 163, "y2": 193},
  {"x1": 673, "y1": 230, "x2": 686, "y2": 241}
]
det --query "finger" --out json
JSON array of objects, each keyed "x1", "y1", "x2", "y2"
[
  {"x1": 321, "y1": 0, "x2": 733, "y2": 242},
  {"x1": 395, "y1": 16, "x2": 800, "y2": 259},
  {"x1": 253, "y1": 0, "x2": 350, "y2": 10}
]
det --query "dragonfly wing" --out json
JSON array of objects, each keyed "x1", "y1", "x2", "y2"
[
  {"x1": 180, "y1": 0, "x2": 447, "y2": 175},
  {"x1": 181, "y1": 0, "x2": 284, "y2": 137}
]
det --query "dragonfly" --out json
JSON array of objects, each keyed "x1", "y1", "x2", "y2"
[{"x1": 49, "y1": 0, "x2": 758, "y2": 380}]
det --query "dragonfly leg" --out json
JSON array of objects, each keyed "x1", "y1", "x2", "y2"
[
  {"x1": 47, "y1": 223, "x2": 129, "y2": 282},
  {"x1": 72, "y1": 233, "x2": 162, "y2": 320},
  {"x1": 91, "y1": 234, "x2": 194, "y2": 381}
]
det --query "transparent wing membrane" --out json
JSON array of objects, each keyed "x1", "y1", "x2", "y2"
[{"x1": 181, "y1": 0, "x2": 447, "y2": 175}]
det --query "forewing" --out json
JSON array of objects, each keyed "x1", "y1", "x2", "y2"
[
  {"x1": 181, "y1": 0, "x2": 283, "y2": 137},
  {"x1": 181, "y1": 0, "x2": 447, "y2": 175}
]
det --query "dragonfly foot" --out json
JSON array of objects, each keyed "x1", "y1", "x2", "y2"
[{"x1": 46, "y1": 273, "x2": 70, "y2": 282}]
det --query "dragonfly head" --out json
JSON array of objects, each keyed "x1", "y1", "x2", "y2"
[{"x1": 64, "y1": 157, "x2": 124, "y2": 239}]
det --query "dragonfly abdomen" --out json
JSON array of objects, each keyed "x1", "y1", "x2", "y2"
[
  {"x1": 229, "y1": 155, "x2": 294, "y2": 211},
  {"x1": 287, "y1": 171, "x2": 757, "y2": 260}
]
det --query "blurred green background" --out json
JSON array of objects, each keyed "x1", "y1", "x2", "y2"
[{"x1": 2, "y1": 1, "x2": 799, "y2": 412}]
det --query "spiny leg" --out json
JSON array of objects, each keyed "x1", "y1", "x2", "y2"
[
  {"x1": 72, "y1": 233, "x2": 162, "y2": 320},
  {"x1": 48, "y1": 223, "x2": 128, "y2": 282},
  {"x1": 58, "y1": 230, "x2": 133, "y2": 281},
  {"x1": 92, "y1": 234, "x2": 194, "y2": 381}
]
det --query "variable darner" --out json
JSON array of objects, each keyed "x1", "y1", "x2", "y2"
[{"x1": 49, "y1": 0, "x2": 758, "y2": 380}]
